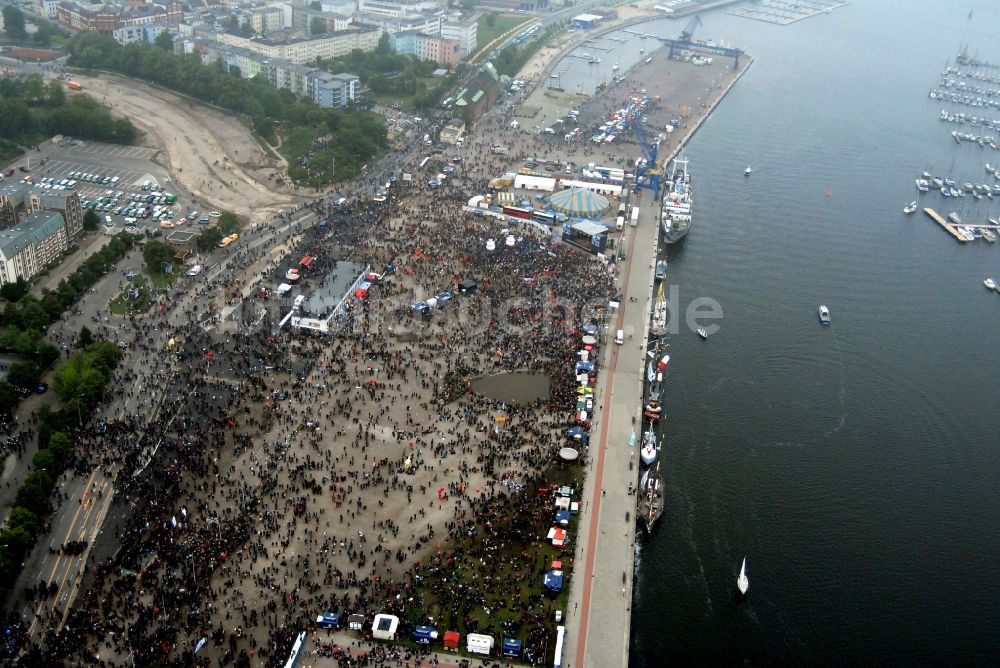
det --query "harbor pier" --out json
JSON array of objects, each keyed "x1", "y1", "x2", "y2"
[{"x1": 560, "y1": 45, "x2": 755, "y2": 668}]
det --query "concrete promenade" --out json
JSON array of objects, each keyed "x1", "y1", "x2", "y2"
[
  {"x1": 562, "y1": 195, "x2": 658, "y2": 668},
  {"x1": 562, "y1": 57, "x2": 755, "y2": 668}
]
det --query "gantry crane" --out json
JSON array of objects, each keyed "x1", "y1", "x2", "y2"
[{"x1": 654, "y1": 15, "x2": 744, "y2": 71}]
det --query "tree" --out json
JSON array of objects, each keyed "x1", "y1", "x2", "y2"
[
  {"x1": 82, "y1": 209, "x2": 100, "y2": 232},
  {"x1": 142, "y1": 240, "x2": 175, "y2": 274},
  {"x1": 14, "y1": 470, "x2": 54, "y2": 515},
  {"x1": 45, "y1": 79, "x2": 65, "y2": 108},
  {"x1": 77, "y1": 325, "x2": 94, "y2": 348},
  {"x1": 197, "y1": 227, "x2": 224, "y2": 252},
  {"x1": 0, "y1": 278, "x2": 30, "y2": 303},
  {"x1": 7, "y1": 507, "x2": 39, "y2": 535},
  {"x1": 33, "y1": 18, "x2": 59, "y2": 47},
  {"x1": 0, "y1": 382, "x2": 19, "y2": 416},
  {"x1": 2, "y1": 6, "x2": 27, "y2": 41},
  {"x1": 49, "y1": 432, "x2": 74, "y2": 461},
  {"x1": 0, "y1": 527, "x2": 33, "y2": 556},
  {"x1": 485, "y1": 12, "x2": 497, "y2": 28},
  {"x1": 31, "y1": 449, "x2": 55, "y2": 472},
  {"x1": 6, "y1": 362, "x2": 40, "y2": 390},
  {"x1": 217, "y1": 212, "x2": 241, "y2": 234},
  {"x1": 154, "y1": 31, "x2": 174, "y2": 52},
  {"x1": 310, "y1": 17, "x2": 326, "y2": 35}
]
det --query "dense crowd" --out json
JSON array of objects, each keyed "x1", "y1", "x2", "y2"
[{"x1": 7, "y1": 134, "x2": 617, "y2": 668}]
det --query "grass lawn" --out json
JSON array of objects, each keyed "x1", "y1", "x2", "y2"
[
  {"x1": 109, "y1": 275, "x2": 155, "y2": 315},
  {"x1": 401, "y1": 462, "x2": 585, "y2": 660},
  {"x1": 148, "y1": 271, "x2": 179, "y2": 291},
  {"x1": 476, "y1": 15, "x2": 530, "y2": 55}
]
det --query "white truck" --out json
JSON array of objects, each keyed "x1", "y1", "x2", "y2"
[{"x1": 630, "y1": 206, "x2": 640, "y2": 227}]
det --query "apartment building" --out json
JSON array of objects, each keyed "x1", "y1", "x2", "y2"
[
  {"x1": 57, "y1": 1, "x2": 184, "y2": 36},
  {"x1": 215, "y1": 26, "x2": 381, "y2": 63},
  {"x1": 249, "y1": 5, "x2": 287, "y2": 34},
  {"x1": 0, "y1": 183, "x2": 29, "y2": 231},
  {"x1": 356, "y1": 11, "x2": 442, "y2": 36},
  {"x1": 30, "y1": 191, "x2": 84, "y2": 240},
  {"x1": 440, "y1": 16, "x2": 476, "y2": 56},
  {"x1": 0, "y1": 211, "x2": 69, "y2": 286},
  {"x1": 357, "y1": 0, "x2": 440, "y2": 19},
  {"x1": 112, "y1": 23, "x2": 172, "y2": 45},
  {"x1": 389, "y1": 30, "x2": 459, "y2": 67}
]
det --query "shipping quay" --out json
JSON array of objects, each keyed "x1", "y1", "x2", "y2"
[{"x1": 561, "y1": 51, "x2": 754, "y2": 668}]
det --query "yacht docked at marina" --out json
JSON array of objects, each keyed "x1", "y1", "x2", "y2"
[{"x1": 661, "y1": 156, "x2": 692, "y2": 244}]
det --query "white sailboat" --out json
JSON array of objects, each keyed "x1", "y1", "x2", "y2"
[
  {"x1": 737, "y1": 558, "x2": 749, "y2": 595},
  {"x1": 650, "y1": 283, "x2": 667, "y2": 337}
]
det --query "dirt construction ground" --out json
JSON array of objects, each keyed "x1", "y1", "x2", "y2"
[{"x1": 74, "y1": 73, "x2": 310, "y2": 224}]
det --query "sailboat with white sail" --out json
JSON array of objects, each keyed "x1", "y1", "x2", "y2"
[{"x1": 737, "y1": 557, "x2": 749, "y2": 596}]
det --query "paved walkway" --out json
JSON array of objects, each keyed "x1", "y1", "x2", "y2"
[{"x1": 561, "y1": 198, "x2": 657, "y2": 668}]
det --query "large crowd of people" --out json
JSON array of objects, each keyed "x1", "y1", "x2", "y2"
[{"x1": 6, "y1": 101, "x2": 624, "y2": 667}]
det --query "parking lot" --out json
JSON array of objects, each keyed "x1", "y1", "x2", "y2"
[
  {"x1": 6, "y1": 138, "x2": 209, "y2": 235},
  {"x1": 63, "y1": 141, "x2": 158, "y2": 161},
  {"x1": 35, "y1": 160, "x2": 160, "y2": 197}
]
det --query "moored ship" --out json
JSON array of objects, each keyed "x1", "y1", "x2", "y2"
[
  {"x1": 661, "y1": 156, "x2": 692, "y2": 244},
  {"x1": 638, "y1": 466, "x2": 664, "y2": 531}
]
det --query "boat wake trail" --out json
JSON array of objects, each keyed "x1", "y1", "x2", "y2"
[{"x1": 820, "y1": 325, "x2": 849, "y2": 440}]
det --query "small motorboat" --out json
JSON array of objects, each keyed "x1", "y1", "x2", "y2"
[
  {"x1": 744, "y1": 165, "x2": 752, "y2": 176},
  {"x1": 655, "y1": 259, "x2": 667, "y2": 281},
  {"x1": 737, "y1": 557, "x2": 749, "y2": 596},
  {"x1": 903, "y1": 201, "x2": 917, "y2": 214},
  {"x1": 697, "y1": 327, "x2": 708, "y2": 339},
  {"x1": 643, "y1": 399, "x2": 663, "y2": 421},
  {"x1": 947, "y1": 211, "x2": 962, "y2": 225},
  {"x1": 818, "y1": 305, "x2": 831, "y2": 325},
  {"x1": 981, "y1": 229, "x2": 996, "y2": 243},
  {"x1": 915, "y1": 179, "x2": 930, "y2": 192},
  {"x1": 985, "y1": 278, "x2": 997, "y2": 290}
]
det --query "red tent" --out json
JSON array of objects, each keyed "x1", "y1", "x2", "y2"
[
  {"x1": 443, "y1": 631, "x2": 460, "y2": 649},
  {"x1": 299, "y1": 255, "x2": 314, "y2": 268}
]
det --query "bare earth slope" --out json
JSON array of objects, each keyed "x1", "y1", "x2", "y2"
[{"x1": 76, "y1": 73, "x2": 309, "y2": 223}]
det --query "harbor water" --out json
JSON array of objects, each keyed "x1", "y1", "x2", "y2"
[{"x1": 624, "y1": 1, "x2": 1000, "y2": 664}]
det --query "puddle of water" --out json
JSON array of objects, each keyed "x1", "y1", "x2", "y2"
[{"x1": 471, "y1": 372, "x2": 551, "y2": 404}]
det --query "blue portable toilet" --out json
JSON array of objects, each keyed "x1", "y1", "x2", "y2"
[
  {"x1": 502, "y1": 638, "x2": 522, "y2": 658},
  {"x1": 413, "y1": 625, "x2": 439, "y2": 645}
]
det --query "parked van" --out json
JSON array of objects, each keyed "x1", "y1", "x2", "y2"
[
  {"x1": 615, "y1": 216, "x2": 625, "y2": 231},
  {"x1": 615, "y1": 329, "x2": 624, "y2": 345}
]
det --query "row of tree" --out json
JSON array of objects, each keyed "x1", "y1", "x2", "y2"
[
  {"x1": 0, "y1": 74, "x2": 137, "y2": 147},
  {"x1": 0, "y1": 341, "x2": 123, "y2": 605},
  {"x1": 0, "y1": 233, "x2": 137, "y2": 337},
  {"x1": 1, "y1": 5, "x2": 60, "y2": 46},
  {"x1": 65, "y1": 32, "x2": 387, "y2": 183},
  {"x1": 491, "y1": 26, "x2": 559, "y2": 78}
]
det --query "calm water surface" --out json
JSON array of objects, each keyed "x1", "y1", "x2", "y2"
[{"x1": 622, "y1": 1, "x2": 1000, "y2": 664}]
